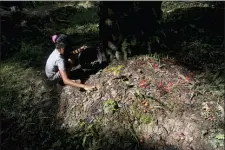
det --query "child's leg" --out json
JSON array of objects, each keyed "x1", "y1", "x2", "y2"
[{"x1": 51, "y1": 71, "x2": 64, "y2": 85}]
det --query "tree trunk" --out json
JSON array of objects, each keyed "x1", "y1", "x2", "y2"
[{"x1": 98, "y1": 1, "x2": 162, "y2": 61}]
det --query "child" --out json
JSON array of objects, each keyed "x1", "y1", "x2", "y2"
[{"x1": 45, "y1": 34, "x2": 96, "y2": 91}]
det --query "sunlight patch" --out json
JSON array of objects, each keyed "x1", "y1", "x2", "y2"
[{"x1": 62, "y1": 23, "x2": 99, "y2": 35}]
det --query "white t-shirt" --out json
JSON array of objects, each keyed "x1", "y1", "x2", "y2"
[{"x1": 45, "y1": 49, "x2": 65, "y2": 80}]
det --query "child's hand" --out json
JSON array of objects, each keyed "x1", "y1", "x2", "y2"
[
  {"x1": 83, "y1": 85, "x2": 96, "y2": 91},
  {"x1": 80, "y1": 45, "x2": 88, "y2": 50},
  {"x1": 72, "y1": 45, "x2": 88, "y2": 54}
]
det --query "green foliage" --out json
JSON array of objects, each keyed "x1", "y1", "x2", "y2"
[
  {"x1": 122, "y1": 39, "x2": 128, "y2": 52},
  {"x1": 208, "y1": 129, "x2": 224, "y2": 149},
  {"x1": 215, "y1": 134, "x2": 224, "y2": 140},
  {"x1": 140, "y1": 114, "x2": 152, "y2": 124},
  {"x1": 149, "y1": 36, "x2": 160, "y2": 45},
  {"x1": 107, "y1": 65, "x2": 124, "y2": 75},
  {"x1": 130, "y1": 37, "x2": 137, "y2": 46},
  {"x1": 52, "y1": 140, "x2": 62, "y2": 148},
  {"x1": 104, "y1": 99, "x2": 119, "y2": 113},
  {"x1": 162, "y1": 2, "x2": 209, "y2": 14},
  {"x1": 14, "y1": 41, "x2": 45, "y2": 67},
  {"x1": 62, "y1": 23, "x2": 99, "y2": 35}
]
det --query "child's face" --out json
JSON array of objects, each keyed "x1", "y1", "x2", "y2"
[{"x1": 59, "y1": 48, "x2": 65, "y2": 55}]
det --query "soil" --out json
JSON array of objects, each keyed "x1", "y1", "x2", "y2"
[{"x1": 56, "y1": 56, "x2": 224, "y2": 150}]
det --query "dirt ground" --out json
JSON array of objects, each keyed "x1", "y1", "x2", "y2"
[{"x1": 57, "y1": 56, "x2": 224, "y2": 150}]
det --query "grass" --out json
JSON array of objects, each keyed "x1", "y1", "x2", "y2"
[
  {"x1": 61, "y1": 23, "x2": 99, "y2": 35},
  {"x1": 1, "y1": 1, "x2": 224, "y2": 150},
  {"x1": 0, "y1": 63, "x2": 51, "y2": 149}
]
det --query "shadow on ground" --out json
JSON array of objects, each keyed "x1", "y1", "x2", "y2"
[
  {"x1": 1, "y1": 77, "x2": 180, "y2": 149},
  {"x1": 1, "y1": 79, "x2": 62, "y2": 149},
  {"x1": 157, "y1": 6, "x2": 224, "y2": 75}
]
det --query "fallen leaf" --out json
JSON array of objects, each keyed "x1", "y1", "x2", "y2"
[
  {"x1": 215, "y1": 134, "x2": 224, "y2": 140},
  {"x1": 189, "y1": 72, "x2": 194, "y2": 77},
  {"x1": 168, "y1": 81, "x2": 173, "y2": 88},
  {"x1": 144, "y1": 102, "x2": 149, "y2": 107},
  {"x1": 209, "y1": 115, "x2": 215, "y2": 121},
  {"x1": 164, "y1": 88, "x2": 169, "y2": 93},
  {"x1": 139, "y1": 80, "x2": 150, "y2": 89},
  {"x1": 153, "y1": 63, "x2": 159, "y2": 69},
  {"x1": 156, "y1": 81, "x2": 165, "y2": 89},
  {"x1": 180, "y1": 132, "x2": 185, "y2": 136},
  {"x1": 52, "y1": 140, "x2": 62, "y2": 147},
  {"x1": 143, "y1": 109, "x2": 147, "y2": 113},
  {"x1": 141, "y1": 100, "x2": 146, "y2": 104},
  {"x1": 185, "y1": 76, "x2": 190, "y2": 82}
]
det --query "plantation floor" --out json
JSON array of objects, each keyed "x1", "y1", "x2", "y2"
[{"x1": 1, "y1": 2, "x2": 224, "y2": 150}]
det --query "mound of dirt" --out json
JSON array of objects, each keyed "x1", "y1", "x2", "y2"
[{"x1": 56, "y1": 56, "x2": 224, "y2": 150}]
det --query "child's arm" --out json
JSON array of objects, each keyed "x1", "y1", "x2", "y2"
[
  {"x1": 71, "y1": 45, "x2": 88, "y2": 54},
  {"x1": 59, "y1": 69, "x2": 96, "y2": 91}
]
